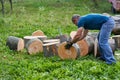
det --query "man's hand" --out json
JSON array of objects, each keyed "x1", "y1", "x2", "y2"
[{"x1": 65, "y1": 41, "x2": 73, "y2": 49}]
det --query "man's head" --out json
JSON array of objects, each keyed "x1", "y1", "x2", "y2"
[{"x1": 72, "y1": 14, "x2": 80, "y2": 26}]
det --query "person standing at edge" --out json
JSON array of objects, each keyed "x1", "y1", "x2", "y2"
[{"x1": 65, "y1": 13, "x2": 116, "y2": 65}]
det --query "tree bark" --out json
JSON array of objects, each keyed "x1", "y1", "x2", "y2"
[{"x1": 6, "y1": 36, "x2": 24, "y2": 51}]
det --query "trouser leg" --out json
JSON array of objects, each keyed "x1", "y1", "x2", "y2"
[
  {"x1": 98, "y1": 18, "x2": 116, "y2": 64},
  {"x1": 97, "y1": 33, "x2": 105, "y2": 60}
]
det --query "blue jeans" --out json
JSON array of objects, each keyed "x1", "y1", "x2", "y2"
[{"x1": 97, "y1": 17, "x2": 116, "y2": 64}]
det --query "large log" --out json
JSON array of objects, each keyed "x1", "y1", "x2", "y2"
[
  {"x1": 84, "y1": 35, "x2": 94, "y2": 53},
  {"x1": 58, "y1": 42, "x2": 80, "y2": 59},
  {"x1": 70, "y1": 31, "x2": 94, "y2": 55},
  {"x1": 58, "y1": 35, "x2": 94, "y2": 59},
  {"x1": 94, "y1": 38, "x2": 117, "y2": 57},
  {"x1": 26, "y1": 38, "x2": 43, "y2": 55},
  {"x1": 24, "y1": 36, "x2": 47, "y2": 47},
  {"x1": 43, "y1": 41, "x2": 60, "y2": 57},
  {"x1": 56, "y1": 31, "x2": 81, "y2": 59},
  {"x1": 6, "y1": 36, "x2": 24, "y2": 51},
  {"x1": 70, "y1": 31, "x2": 116, "y2": 57},
  {"x1": 75, "y1": 36, "x2": 94, "y2": 57}
]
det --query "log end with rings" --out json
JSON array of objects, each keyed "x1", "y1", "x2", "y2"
[
  {"x1": 26, "y1": 38, "x2": 43, "y2": 55},
  {"x1": 70, "y1": 31, "x2": 94, "y2": 57},
  {"x1": 58, "y1": 42, "x2": 80, "y2": 60},
  {"x1": 6, "y1": 36, "x2": 24, "y2": 51}
]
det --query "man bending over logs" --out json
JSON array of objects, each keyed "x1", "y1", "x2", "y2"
[{"x1": 65, "y1": 13, "x2": 116, "y2": 65}]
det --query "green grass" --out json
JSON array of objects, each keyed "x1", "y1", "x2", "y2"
[{"x1": 0, "y1": 0, "x2": 120, "y2": 79}]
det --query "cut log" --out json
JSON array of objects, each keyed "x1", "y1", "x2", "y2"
[
  {"x1": 58, "y1": 31, "x2": 97, "y2": 59},
  {"x1": 43, "y1": 41, "x2": 60, "y2": 57},
  {"x1": 95, "y1": 39, "x2": 116, "y2": 57},
  {"x1": 70, "y1": 31, "x2": 95, "y2": 56},
  {"x1": 76, "y1": 36, "x2": 94, "y2": 57},
  {"x1": 24, "y1": 36, "x2": 47, "y2": 47},
  {"x1": 70, "y1": 31, "x2": 117, "y2": 57},
  {"x1": 32, "y1": 30, "x2": 45, "y2": 36},
  {"x1": 26, "y1": 39, "x2": 43, "y2": 55},
  {"x1": 112, "y1": 35, "x2": 120, "y2": 49},
  {"x1": 84, "y1": 35, "x2": 94, "y2": 53},
  {"x1": 76, "y1": 40, "x2": 89, "y2": 57},
  {"x1": 58, "y1": 42, "x2": 80, "y2": 59},
  {"x1": 6, "y1": 36, "x2": 24, "y2": 51}
]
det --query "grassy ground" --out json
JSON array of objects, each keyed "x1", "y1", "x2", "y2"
[{"x1": 0, "y1": 0, "x2": 120, "y2": 79}]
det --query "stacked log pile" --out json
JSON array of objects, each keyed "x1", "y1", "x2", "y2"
[
  {"x1": 6, "y1": 29, "x2": 118, "y2": 60},
  {"x1": 23, "y1": 30, "x2": 47, "y2": 54},
  {"x1": 6, "y1": 30, "x2": 47, "y2": 54},
  {"x1": 6, "y1": 30, "x2": 66, "y2": 56}
]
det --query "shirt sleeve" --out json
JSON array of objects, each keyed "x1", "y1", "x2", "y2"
[{"x1": 77, "y1": 18, "x2": 85, "y2": 28}]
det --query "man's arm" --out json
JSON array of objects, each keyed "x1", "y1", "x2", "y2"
[
  {"x1": 71, "y1": 27, "x2": 88, "y2": 43},
  {"x1": 65, "y1": 27, "x2": 88, "y2": 49},
  {"x1": 81, "y1": 28, "x2": 88, "y2": 40}
]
